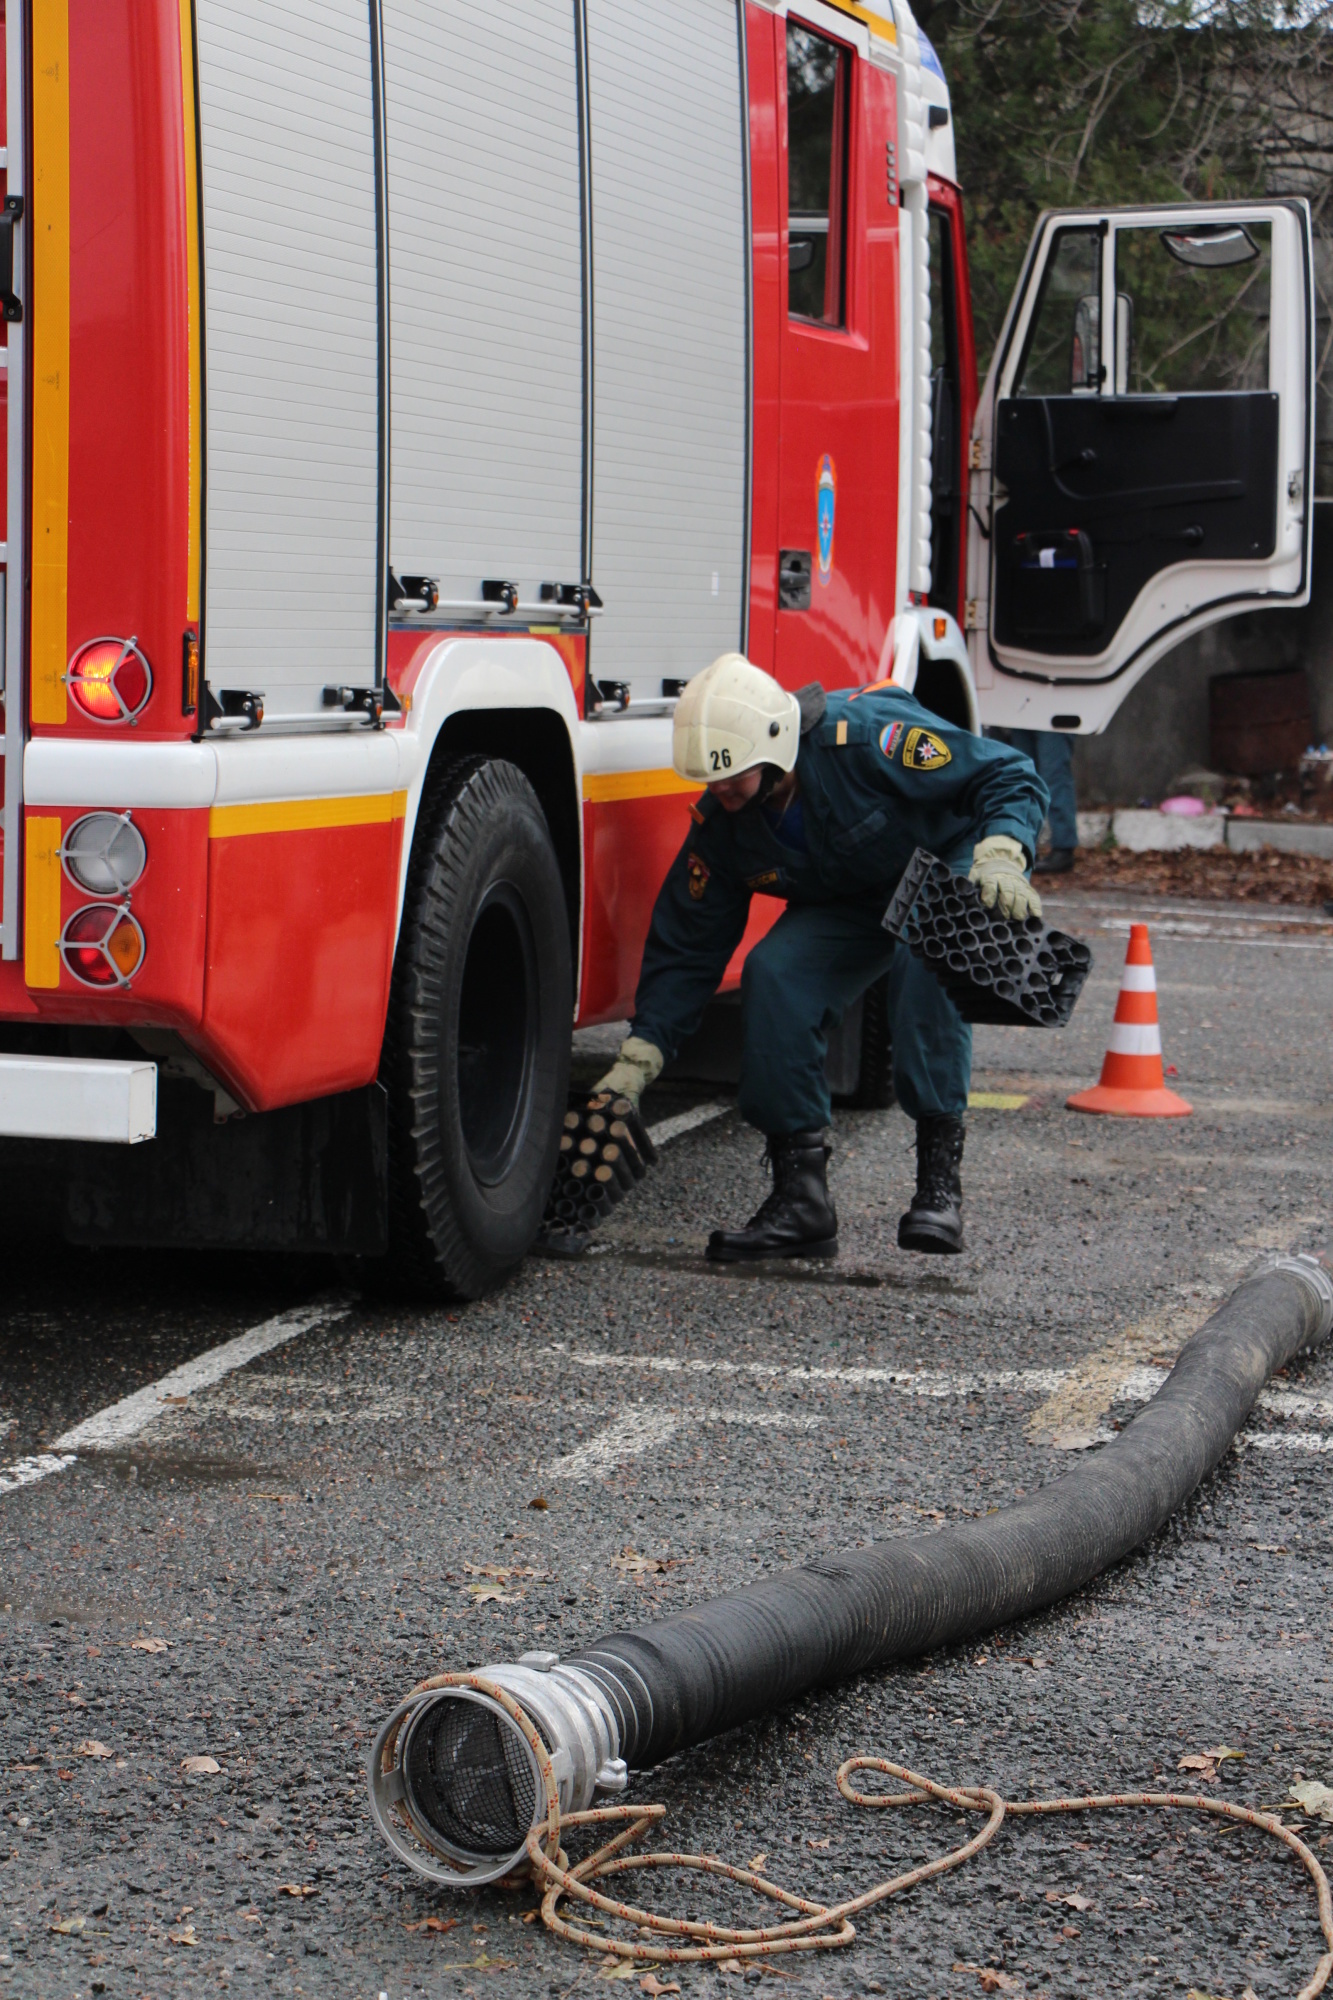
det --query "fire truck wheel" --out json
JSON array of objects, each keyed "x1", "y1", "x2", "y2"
[
  {"x1": 378, "y1": 755, "x2": 572, "y2": 1298},
  {"x1": 845, "y1": 972, "x2": 894, "y2": 1110}
]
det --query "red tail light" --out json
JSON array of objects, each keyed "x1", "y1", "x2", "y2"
[
  {"x1": 58, "y1": 903, "x2": 146, "y2": 987},
  {"x1": 66, "y1": 638, "x2": 153, "y2": 724}
]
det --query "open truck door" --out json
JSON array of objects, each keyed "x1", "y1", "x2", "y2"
[{"x1": 967, "y1": 201, "x2": 1315, "y2": 734}]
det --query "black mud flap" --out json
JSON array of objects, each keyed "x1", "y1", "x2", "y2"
[{"x1": 64, "y1": 1081, "x2": 388, "y2": 1254}]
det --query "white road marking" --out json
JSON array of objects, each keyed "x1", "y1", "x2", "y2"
[
  {"x1": 646, "y1": 1101, "x2": 731, "y2": 1147},
  {"x1": 0, "y1": 1303, "x2": 347, "y2": 1499},
  {"x1": 543, "y1": 1346, "x2": 1333, "y2": 1440},
  {"x1": 545, "y1": 1345, "x2": 1068, "y2": 1397},
  {"x1": 1096, "y1": 919, "x2": 1333, "y2": 952},
  {"x1": 541, "y1": 1401, "x2": 824, "y2": 1483}
]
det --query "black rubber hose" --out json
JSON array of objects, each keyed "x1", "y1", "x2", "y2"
[{"x1": 568, "y1": 1259, "x2": 1331, "y2": 1770}]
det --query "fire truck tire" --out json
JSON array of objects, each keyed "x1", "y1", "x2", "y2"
[
  {"x1": 845, "y1": 972, "x2": 894, "y2": 1110},
  {"x1": 378, "y1": 755, "x2": 572, "y2": 1299}
]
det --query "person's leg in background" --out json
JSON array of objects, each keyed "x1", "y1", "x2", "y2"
[{"x1": 1010, "y1": 728, "x2": 1077, "y2": 875}]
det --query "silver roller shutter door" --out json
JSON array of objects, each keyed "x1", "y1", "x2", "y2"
[
  {"x1": 586, "y1": 0, "x2": 749, "y2": 695},
  {"x1": 381, "y1": 0, "x2": 585, "y2": 600},
  {"x1": 194, "y1": 0, "x2": 381, "y2": 706}
]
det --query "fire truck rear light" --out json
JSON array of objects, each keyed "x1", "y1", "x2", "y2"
[
  {"x1": 60, "y1": 813, "x2": 147, "y2": 897},
  {"x1": 58, "y1": 904, "x2": 146, "y2": 988},
  {"x1": 934, "y1": 616, "x2": 947, "y2": 640},
  {"x1": 66, "y1": 638, "x2": 153, "y2": 724}
]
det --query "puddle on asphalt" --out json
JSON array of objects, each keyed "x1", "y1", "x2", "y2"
[
  {"x1": 95, "y1": 1448, "x2": 295, "y2": 1490},
  {"x1": 605, "y1": 1247, "x2": 976, "y2": 1295}
]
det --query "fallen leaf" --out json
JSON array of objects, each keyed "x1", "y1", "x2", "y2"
[
  {"x1": 980, "y1": 1974, "x2": 1022, "y2": 1995},
  {"x1": 169, "y1": 1925, "x2": 199, "y2": 1947},
  {"x1": 50, "y1": 1917, "x2": 86, "y2": 1936},
  {"x1": 596, "y1": 1958, "x2": 640, "y2": 1981},
  {"x1": 612, "y1": 1550, "x2": 669, "y2": 1576},
  {"x1": 159, "y1": 1394, "x2": 190, "y2": 1407},
  {"x1": 1063, "y1": 1892, "x2": 1092, "y2": 1911},
  {"x1": 717, "y1": 1963, "x2": 744, "y2": 1979},
  {"x1": 641, "y1": 1976, "x2": 682, "y2": 1996},
  {"x1": 130, "y1": 1638, "x2": 170, "y2": 1654},
  {"x1": 522, "y1": 1909, "x2": 541, "y2": 1925},
  {"x1": 404, "y1": 1914, "x2": 455, "y2": 1932},
  {"x1": 528, "y1": 1495, "x2": 549, "y2": 1510},
  {"x1": 467, "y1": 1584, "x2": 512, "y2": 1605},
  {"x1": 807, "y1": 1835, "x2": 831, "y2": 1849},
  {"x1": 181, "y1": 1755, "x2": 221, "y2": 1775},
  {"x1": 56, "y1": 1768, "x2": 74, "y2": 1781},
  {"x1": 75, "y1": 1740, "x2": 112, "y2": 1759},
  {"x1": 1177, "y1": 1754, "x2": 1215, "y2": 1774},
  {"x1": 278, "y1": 1883, "x2": 319, "y2": 1898},
  {"x1": 747, "y1": 1853, "x2": 768, "y2": 1872},
  {"x1": 63, "y1": 1691, "x2": 87, "y2": 1707},
  {"x1": 1204, "y1": 1745, "x2": 1244, "y2": 1765},
  {"x1": 1286, "y1": 1780, "x2": 1333, "y2": 1822}
]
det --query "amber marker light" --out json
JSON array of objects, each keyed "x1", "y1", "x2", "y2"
[
  {"x1": 58, "y1": 903, "x2": 146, "y2": 988},
  {"x1": 66, "y1": 637, "x2": 153, "y2": 724},
  {"x1": 934, "y1": 616, "x2": 948, "y2": 640}
]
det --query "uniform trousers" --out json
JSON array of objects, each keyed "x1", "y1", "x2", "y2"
[{"x1": 737, "y1": 901, "x2": 971, "y2": 1135}]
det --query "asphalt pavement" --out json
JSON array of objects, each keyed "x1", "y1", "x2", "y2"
[{"x1": 2, "y1": 888, "x2": 1331, "y2": 2000}]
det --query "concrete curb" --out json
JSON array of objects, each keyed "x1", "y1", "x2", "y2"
[{"x1": 1075, "y1": 809, "x2": 1333, "y2": 859}]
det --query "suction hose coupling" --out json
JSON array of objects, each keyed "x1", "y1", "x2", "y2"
[
  {"x1": 1261, "y1": 1252, "x2": 1333, "y2": 1343},
  {"x1": 367, "y1": 1653, "x2": 628, "y2": 1886}
]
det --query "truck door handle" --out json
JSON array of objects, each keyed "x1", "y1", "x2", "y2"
[{"x1": 0, "y1": 194, "x2": 23, "y2": 323}]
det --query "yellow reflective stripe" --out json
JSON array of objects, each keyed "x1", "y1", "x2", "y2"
[
  {"x1": 582, "y1": 770, "x2": 701, "y2": 805},
  {"x1": 24, "y1": 817, "x2": 63, "y2": 988},
  {"x1": 31, "y1": 0, "x2": 71, "y2": 726},
  {"x1": 208, "y1": 792, "x2": 408, "y2": 838},
  {"x1": 824, "y1": 0, "x2": 897, "y2": 43},
  {"x1": 178, "y1": 0, "x2": 202, "y2": 623}
]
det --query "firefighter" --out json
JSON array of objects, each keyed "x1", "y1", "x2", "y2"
[{"x1": 594, "y1": 654, "x2": 1048, "y2": 1259}]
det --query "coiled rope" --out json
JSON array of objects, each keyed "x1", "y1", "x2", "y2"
[{"x1": 536, "y1": 1753, "x2": 1332, "y2": 1992}]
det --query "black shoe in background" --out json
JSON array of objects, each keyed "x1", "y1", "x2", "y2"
[
  {"x1": 1033, "y1": 846, "x2": 1075, "y2": 875},
  {"x1": 898, "y1": 1114, "x2": 965, "y2": 1255},
  {"x1": 707, "y1": 1130, "x2": 838, "y2": 1262}
]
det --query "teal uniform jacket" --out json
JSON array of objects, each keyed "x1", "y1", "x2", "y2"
[{"x1": 631, "y1": 683, "x2": 1049, "y2": 1134}]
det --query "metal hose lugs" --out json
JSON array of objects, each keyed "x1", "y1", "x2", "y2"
[{"x1": 570, "y1": 1256, "x2": 1332, "y2": 1768}]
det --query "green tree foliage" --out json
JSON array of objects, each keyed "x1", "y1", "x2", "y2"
[{"x1": 918, "y1": 0, "x2": 1333, "y2": 373}]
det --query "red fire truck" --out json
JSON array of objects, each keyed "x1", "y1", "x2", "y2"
[{"x1": 0, "y1": 0, "x2": 1313, "y2": 1292}]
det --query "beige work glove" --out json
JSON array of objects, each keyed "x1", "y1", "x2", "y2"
[
  {"x1": 592, "y1": 1034, "x2": 663, "y2": 1109},
  {"x1": 969, "y1": 834, "x2": 1043, "y2": 921}
]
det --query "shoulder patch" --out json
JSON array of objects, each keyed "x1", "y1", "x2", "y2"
[
  {"x1": 689, "y1": 799, "x2": 707, "y2": 825},
  {"x1": 878, "y1": 720, "x2": 902, "y2": 759},
  {"x1": 902, "y1": 726, "x2": 952, "y2": 772},
  {"x1": 686, "y1": 851, "x2": 711, "y2": 901}
]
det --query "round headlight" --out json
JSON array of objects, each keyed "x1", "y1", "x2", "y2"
[
  {"x1": 58, "y1": 904, "x2": 146, "y2": 988},
  {"x1": 60, "y1": 813, "x2": 147, "y2": 897},
  {"x1": 66, "y1": 637, "x2": 153, "y2": 724}
]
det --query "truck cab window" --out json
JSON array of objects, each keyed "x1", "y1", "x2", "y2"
[
  {"x1": 1113, "y1": 221, "x2": 1271, "y2": 394},
  {"x1": 787, "y1": 22, "x2": 849, "y2": 327},
  {"x1": 1015, "y1": 227, "x2": 1103, "y2": 396}
]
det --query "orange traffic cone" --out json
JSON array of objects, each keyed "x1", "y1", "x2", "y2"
[{"x1": 1066, "y1": 923, "x2": 1191, "y2": 1118}]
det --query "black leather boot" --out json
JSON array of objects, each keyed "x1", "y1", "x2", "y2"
[
  {"x1": 1033, "y1": 846, "x2": 1075, "y2": 875},
  {"x1": 898, "y1": 1114, "x2": 965, "y2": 1254},
  {"x1": 706, "y1": 1131, "x2": 838, "y2": 1262}
]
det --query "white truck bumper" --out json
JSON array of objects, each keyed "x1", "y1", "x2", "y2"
[{"x1": 0, "y1": 1055, "x2": 157, "y2": 1143}]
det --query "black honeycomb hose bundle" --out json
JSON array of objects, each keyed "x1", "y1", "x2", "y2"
[
  {"x1": 539, "y1": 1092, "x2": 659, "y2": 1255},
  {"x1": 567, "y1": 1260, "x2": 1331, "y2": 1770},
  {"x1": 882, "y1": 846, "x2": 1092, "y2": 1027}
]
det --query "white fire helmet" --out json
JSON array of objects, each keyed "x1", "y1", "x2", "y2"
[{"x1": 672, "y1": 654, "x2": 801, "y2": 785}]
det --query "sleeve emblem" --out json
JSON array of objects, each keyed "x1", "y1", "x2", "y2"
[
  {"x1": 745, "y1": 869, "x2": 781, "y2": 890},
  {"x1": 903, "y1": 725, "x2": 952, "y2": 771},
  {"x1": 687, "y1": 852, "x2": 711, "y2": 901},
  {"x1": 878, "y1": 720, "x2": 902, "y2": 758}
]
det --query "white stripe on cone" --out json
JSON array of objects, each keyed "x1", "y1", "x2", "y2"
[
  {"x1": 1107, "y1": 1021, "x2": 1163, "y2": 1057},
  {"x1": 1119, "y1": 964, "x2": 1157, "y2": 993}
]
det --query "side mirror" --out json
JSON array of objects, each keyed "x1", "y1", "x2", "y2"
[{"x1": 1161, "y1": 223, "x2": 1257, "y2": 269}]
